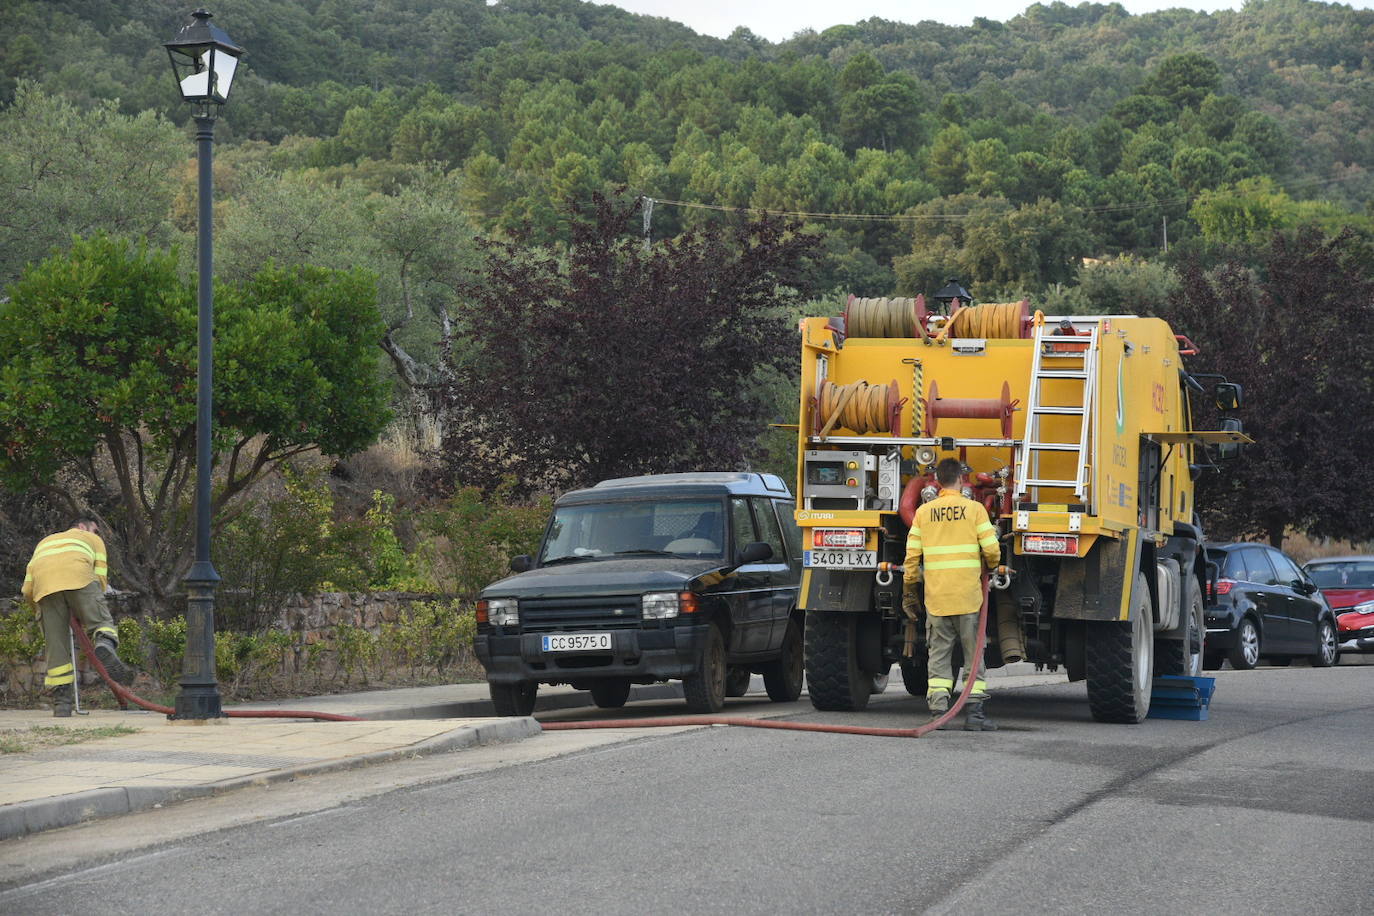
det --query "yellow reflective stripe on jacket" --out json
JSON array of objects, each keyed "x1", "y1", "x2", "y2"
[
  {"x1": 926, "y1": 558, "x2": 983, "y2": 570},
  {"x1": 924, "y1": 544, "x2": 978, "y2": 555},
  {"x1": 33, "y1": 541, "x2": 97, "y2": 562}
]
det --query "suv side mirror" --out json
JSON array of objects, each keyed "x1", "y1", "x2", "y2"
[
  {"x1": 736, "y1": 541, "x2": 773, "y2": 566},
  {"x1": 1216, "y1": 417, "x2": 1245, "y2": 462},
  {"x1": 1293, "y1": 579, "x2": 1316, "y2": 596},
  {"x1": 510, "y1": 554, "x2": 534, "y2": 574},
  {"x1": 1215, "y1": 381, "x2": 1243, "y2": 411}
]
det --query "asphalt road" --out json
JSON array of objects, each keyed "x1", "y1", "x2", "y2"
[{"x1": 4, "y1": 660, "x2": 1372, "y2": 915}]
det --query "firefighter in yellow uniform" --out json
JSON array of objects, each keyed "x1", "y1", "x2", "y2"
[
  {"x1": 22, "y1": 518, "x2": 134, "y2": 716},
  {"x1": 902, "y1": 459, "x2": 1002, "y2": 731}
]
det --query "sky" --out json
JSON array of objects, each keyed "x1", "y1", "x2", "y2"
[{"x1": 601, "y1": 1, "x2": 1370, "y2": 42}]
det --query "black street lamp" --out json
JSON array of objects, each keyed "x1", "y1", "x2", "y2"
[{"x1": 164, "y1": 9, "x2": 243, "y2": 720}]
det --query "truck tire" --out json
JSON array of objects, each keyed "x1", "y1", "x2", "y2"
[
  {"x1": 1157, "y1": 579, "x2": 1204, "y2": 677},
  {"x1": 899, "y1": 655, "x2": 927, "y2": 696},
  {"x1": 683, "y1": 623, "x2": 727, "y2": 713},
  {"x1": 725, "y1": 666, "x2": 752, "y2": 697},
  {"x1": 899, "y1": 643, "x2": 963, "y2": 696},
  {"x1": 762, "y1": 619, "x2": 804, "y2": 702},
  {"x1": 1086, "y1": 571, "x2": 1153, "y2": 723},
  {"x1": 805, "y1": 610, "x2": 871, "y2": 711},
  {"x1": 490, "y1": 680, "x2": 538, "y2": 716},
  {"x1": 589, "y1": 678, "x2": 632, "y2": 708}
]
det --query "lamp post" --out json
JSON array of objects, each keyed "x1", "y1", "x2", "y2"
[
  {"x1": 932, "y1": 278, "x2": 973, "y2": 313},
  {"x1": 164, "y1": 9, "x2": 243, "y2": 720}
]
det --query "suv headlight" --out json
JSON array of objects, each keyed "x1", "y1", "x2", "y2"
[
  {"x1": 642, "y1": 591, "x2": 699, "y2": 619},
  {"x1": 482, "y1": 598, "x2": 519, "y2": 627}
]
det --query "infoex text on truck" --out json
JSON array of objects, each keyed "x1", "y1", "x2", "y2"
[{"x1": 795, "y1": 289, "x2": 1250, "y2": 723}]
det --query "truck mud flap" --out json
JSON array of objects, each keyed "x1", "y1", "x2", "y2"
[
  {"x1": 801, "y1": 568, "x2": 873, "y2": 613},
  {"x1": 1053, "y1": 529, "x2": 1142, "y2": 623}
]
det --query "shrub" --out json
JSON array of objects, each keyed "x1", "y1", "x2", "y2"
[
  {"x1": 0, "y1": 607, "x2": 43, "y2": 704},
  {"x1": 418, "y1": 483, "x2": 548, "y2": 597}
]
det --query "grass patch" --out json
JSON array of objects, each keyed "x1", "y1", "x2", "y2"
[{"x1": 0, "y1": 724, "x2": 140, "y2": 754}]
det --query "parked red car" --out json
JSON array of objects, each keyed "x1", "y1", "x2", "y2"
[{"x1": 1302, "y1": 556, "x2": 1374, "y2": 653}]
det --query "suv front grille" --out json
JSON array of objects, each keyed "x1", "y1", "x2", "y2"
[{"x1": 520, "y1": 595, "x2": 642, "y2": 632}]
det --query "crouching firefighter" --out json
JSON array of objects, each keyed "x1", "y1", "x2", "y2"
[
  {"x1": 902, "y1": 459, "x2": 1002, "y2": 731},
  {"x1": 22, "y1": 518, "x2": 135, "y2": 717}
]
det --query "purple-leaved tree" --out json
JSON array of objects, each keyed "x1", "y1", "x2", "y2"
[
  {"x1": 1159, "y1": 227, "x2": 1374, "y2": 547},
  {"x1": 438, "y1": 195, "x2": 820, "y2": 495}
]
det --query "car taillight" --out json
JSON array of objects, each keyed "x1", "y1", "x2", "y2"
[
  {"x1": 1208, "y1": 579, "x2": 1235, "y2": 598},
  {"x1": 814, "y1": 528, "x2": 865, "y2": 548},
  {"x1": 1022, "y1": 533, "x2": 1079, "y2": 556}
]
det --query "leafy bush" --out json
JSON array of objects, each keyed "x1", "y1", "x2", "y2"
[
  {"x1": 330, "y1": 490, "x2": 430, "y2": 592},
  {"x1": 417, "y1": 484, "x2": 549, "y2": 597},
  {"x1": 0, "y1": 608, "x2": 43, "y2": 705},
  {"x1": 216, "y1": 466, "x2": 346, "y2": 631}
]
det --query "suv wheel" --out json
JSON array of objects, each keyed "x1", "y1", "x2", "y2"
[
  {"x1": 589, "y1": 678, "x2": 632, "y2": 708},
  {"x1": 490, "y1": 680, "x2": 538, "y2": 716},
  {"x1": 762, "y1": 619, "x2": 803, "y2": 702},
  {"x1": 683, "y1": 623, "x2": 727, "y2": 713}
]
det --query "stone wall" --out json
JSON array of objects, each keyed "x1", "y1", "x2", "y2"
[{"x1": 2, "y1": 591, "x2": 451, "y2": 643}]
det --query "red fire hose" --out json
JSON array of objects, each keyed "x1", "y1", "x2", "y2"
[
  {"x1": 70, "y1": 616, "x2": 364, "y2": 722},
  {"x1": 542, "y1": 577, "x2": 992, "y2": 739}
]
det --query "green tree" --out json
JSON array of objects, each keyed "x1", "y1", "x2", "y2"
[
  {"x1": 0, "y1": 83, "x2": 182, "y2": 286},
  {"x1": 0, "y1": 236, "x2": 390, "y2": 610}
]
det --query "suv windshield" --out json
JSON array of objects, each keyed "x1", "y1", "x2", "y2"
[
  {"x1": 540, "y1": 499, "x2": 726, "y2": 562},
  {"x1": 1307, "y1": 561, "x2": 1374, "y2": 589}
]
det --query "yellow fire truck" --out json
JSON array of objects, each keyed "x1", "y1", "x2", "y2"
[{"x1": 795, "y1": 290, "x2": 1249, "y2": 722}]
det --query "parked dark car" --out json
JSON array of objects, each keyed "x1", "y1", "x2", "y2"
[
  {"x1": 1203, "y1": 542, "x2": 1340, "y2": 669},
  {"x1": 475, "y1": 473, "x2": 804, "y2": 716},
  {"x1": 1302, "y1": 556, "x2": 1374, "y2": 653}
]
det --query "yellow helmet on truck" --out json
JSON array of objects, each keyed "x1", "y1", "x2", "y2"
[{"x1": 795, "y1": 290, "x2": 1250, "y2": 723}]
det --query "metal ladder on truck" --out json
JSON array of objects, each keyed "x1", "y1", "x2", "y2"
[{"x1": 1014, "y1": 317, "x2": 1101, "y2": 508}]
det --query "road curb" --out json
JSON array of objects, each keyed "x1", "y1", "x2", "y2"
[{"x1": 0, "y1": 717, "x2": 542, "y2": 842}]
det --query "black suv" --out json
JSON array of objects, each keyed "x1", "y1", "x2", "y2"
[
  {"x1": 475, "y1": 473, "x2": 804, "y2": 716},
  {"x1": 1202, "y1": 541, "x2": 1340, "y2": 669}
]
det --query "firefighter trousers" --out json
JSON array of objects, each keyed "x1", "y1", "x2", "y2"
[
  {"x1": 37, "y1": 582, "x2": 117, "y2": 688},
  {"x1": 926, "y1": 611, "x2": 988, "y2": 703}
]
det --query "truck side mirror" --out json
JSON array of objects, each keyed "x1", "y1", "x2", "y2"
[
  {"x1": 510, "y1": 554, "x2": 534, "y2": 573},
  {"x1": 736, "y1": 541, "x2": 773, "y2": 566},
  {"x1": 1216, "y1": 417, "x2": 1245, "y2": 462},
  {"x1": 1214, "y1": 381, "x2": 1242, "y2": 411}
]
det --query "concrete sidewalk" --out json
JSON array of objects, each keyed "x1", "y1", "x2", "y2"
[
  {"x1": 0, "y1": 680, "x2": 685, "y2": 842},
  {"x1": 0, "y1": 666, "x2": 1057, "y2": 842}
]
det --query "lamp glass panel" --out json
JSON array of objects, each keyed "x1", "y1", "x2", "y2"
[{"x1": 212, "y1": 52, "x2": 238, "y2": 101}]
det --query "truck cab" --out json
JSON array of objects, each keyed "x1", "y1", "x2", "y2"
[{"x1": 475, "y1": 472, "x2": 805, "y2": 716}]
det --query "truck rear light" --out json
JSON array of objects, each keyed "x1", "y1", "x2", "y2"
[
  {"x1": 814, "y1": 528, "x2": 865, "y2": 548},
  {"x1": 1022, "y1": 533, "x2": 1079, "y2": 556}
]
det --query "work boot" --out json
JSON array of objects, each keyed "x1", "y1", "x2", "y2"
[
  {"x1": 94, "y1": 636, "x2": 135, "y2": 686},
  {"x1": 52, "y1": 684, "x2": 73, "y2": 718},
  {"x1": 963, "y1": 698, "x2": 997, "y2": 732},
  {"x1": 927, "y1": 689, "x2": 951, "y2": 724}
]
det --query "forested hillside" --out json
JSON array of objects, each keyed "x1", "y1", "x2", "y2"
[{"x1": 3, "y1": 0, "x2": 1371, "y2": 298}]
